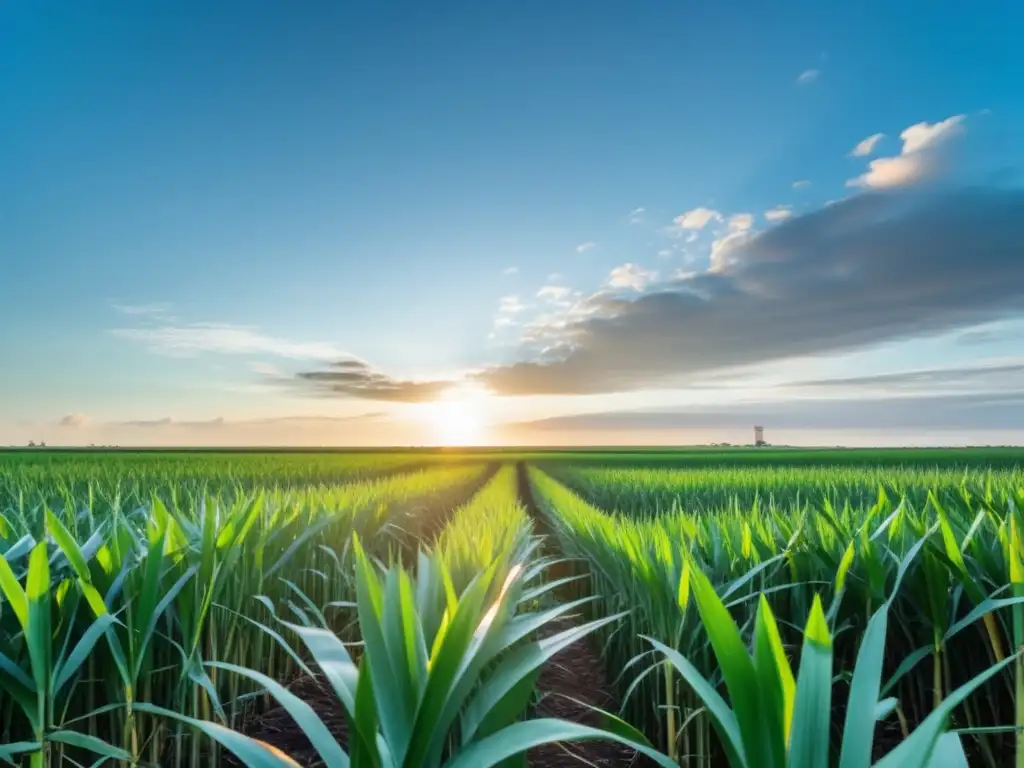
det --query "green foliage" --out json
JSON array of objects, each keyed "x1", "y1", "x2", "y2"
[
  {"x1": 529, "y1": 463, "x2": 1024, "y2": 767},
  {"x1": 1, "y1": 449, "x2": 1022, "y2": 767},
  {"x1": 0, "y1": 458, "x2": 488, "y2": 765}
]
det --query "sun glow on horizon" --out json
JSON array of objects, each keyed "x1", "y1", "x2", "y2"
[{"x1": 419, "y1": 386, "x2": 490, "y2": 446}]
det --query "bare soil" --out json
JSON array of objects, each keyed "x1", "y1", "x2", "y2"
[
  {"x1": 227, "y1": 675, "x2": 349, "y2": 767},
  {"x1": 526, "y1": 614, "x2": 641, "y2": 767}
]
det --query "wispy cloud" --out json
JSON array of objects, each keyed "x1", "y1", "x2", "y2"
[
  {"x1": 122, "y1": 416, "x2": 225, "y2": 429},
  {"x1": 250, "y1": 361, "x2": 285, "y2": 377},
  {"x1": 492, "y1": 294, "x2": 529, "y2": 330},
  {"x1": 848, "y1": 115, "x2": 966, "y2": 188},
  {"x1": 112, "y1": 302, "x2": 172, "y2": 316},
  {"x1": 628, "y1": 207, "x2": 646, "y2": 223},
  {"x1": 119, "y1": 412, "x2": 388, "y2": 429},
  {"x1": 788, "y1": 359, "x2": 1024, "y2": 394},
  {"x1": 111, "y1": 322, "x2": 350, "y2": 360},
  {"x1": 849, "y1": 133, "x2": 885, "y2": 157},
  {"x1": 764, "y1": 206, "x2": 793, "y2": 221},
  {"x1": 576, "y1": 241, "x2": 597, "y2": 253},
  {"x1": 502, "y1": 266, "x2": 519, "y2": 275},
  {"x1": 674, "y1": 207, "x2": 721, "y2": 230},
  {"x1": 792, "y1": 180, "x2": 812, "y2": 189},
  {"x1": 954, "y1": 323, "x2": 1022, "y2": 346},
  {"x1": 796, "y1": 69, "x2": 820, "y2": 85},
  {"x1": 498, "y1": 295, "x2": 527, "y2": 315}
]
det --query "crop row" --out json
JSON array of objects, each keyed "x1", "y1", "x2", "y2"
[
  {"x1": 0, "y1": 451, "x2": 442, "y2": 507},
  {"x1": 529, "y1": 464, "x2": 1024, "y2": 766},
  {"x1": 3, "y1": 452, "x2": 1023, "y2": 767},
  {"x1": 0, "y1": 461, "x2": 490, "y2": 766},
  {"x1": 543, "y1": 462, "x2": 1024, "y2": 515}
]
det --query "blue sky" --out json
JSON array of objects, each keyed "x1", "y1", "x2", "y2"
[{"x1": 3, "y1": 1, "x2": 1024, "y2": 446}]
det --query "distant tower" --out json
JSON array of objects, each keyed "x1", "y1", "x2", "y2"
[{"x1": 754, "y1": 426, "x2": 766, "y2": 446}]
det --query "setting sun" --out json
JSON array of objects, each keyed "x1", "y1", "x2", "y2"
[{"x1": 420, "y1": 388, "x2": 489, "y2": 445}]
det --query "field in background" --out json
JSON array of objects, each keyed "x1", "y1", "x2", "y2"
[{"x1": 1, "y1": 445, "x2": 1023, "y2": 766}]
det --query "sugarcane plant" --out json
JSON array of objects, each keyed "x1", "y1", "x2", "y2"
[
  {"x1": 645, "y1": 528, "x2": 1021, "y2": 768},
  {"x1": 141, "y1": 532, "x2": 678, "y2": 767},
  {"x1": 0, "y1": 462, "x2": 491, "y2": 766}
]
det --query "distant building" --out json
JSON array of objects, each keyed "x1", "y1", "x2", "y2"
[{"x1": 754, "y1": 426, "x2": 766, "y2": 446}]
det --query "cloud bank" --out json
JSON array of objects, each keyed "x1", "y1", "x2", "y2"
[
  {"x1": 471, "y1": 187, "x2": 1024, "y2": 395},
  {"x1": 287, "y1": 187, "x2": 1024, "y2": 401}
]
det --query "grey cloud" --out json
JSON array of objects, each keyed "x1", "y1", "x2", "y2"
[
  {"x1": 470, "y1": 188, "x2": 1024, "y2": 396},
  {"x1": 286, "y1": 187, "x2": 1024, "y2": 401},
  {"x1": 294, "y1": 360, "x2": 454, "y2": 402},
  {"x1": 788, "y1": 361, "x2": 1024, "y2": 392},
  {"x1": 516, "y1": 393, "x2": 1024, "y2": 432}
]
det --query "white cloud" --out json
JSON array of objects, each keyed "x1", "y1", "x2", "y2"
[
  {"x1": 848, "y1": 115, "x2": 966, "y2": 189},
  {"x1": 537, "y1": 285, "x2": 571, "y2": 302},
  {"x1": 502, "y1": 266, "x2": 518, "y2": 275},
  {"x1": 59, "y1": 413, "x2": 91, "y2": 428},
  {"x1": 657, "y1": 249, "x2": 673, "y2": 259},
  {"x1": 849, "y1": 133, "x2": 885, "y2": 157},
  {"x1": 792, "y1": 180, "x2": 812, "y2": 189},
  {"x1": 498, "y1": 295, "x2": 527, "y2": 315},
  {"x1": 901, "y1": 115, "x2": 965, "y2": 154},
  {"x1": 576, "y1": 241, "x2": 597, "y2": 253},
  {"x1": 629, "y1": 207, "x2": 646, "y2": 223},
  {"x1": 764, "y1": 206, "x2": 793, "y2": 222},
  {"x1": 796, "y1": 69, "x2": 820, "y2": 85},
  {"x1": 112, "y1": 323, "x2": 349, "y2": 360},
  {"x1": 850, "y1": 155, "x2": 930, "y2": 188},
  {"x1": 729, "y1": 213, "x2": 754, "y2": 232},
  {"x1": 674, "y1": 207, "x2": 721, "y2": 230},
  {"x1": 608, "y1": 263, "x2": 657, "y2": 291}
]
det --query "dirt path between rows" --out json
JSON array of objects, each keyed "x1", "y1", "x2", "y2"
[
  {"x1": 516, "y1": 462, "x2": 640, "y2": 768},
  {"x1": 226, "y1": 461, "x2": 638, "y2": 767}
]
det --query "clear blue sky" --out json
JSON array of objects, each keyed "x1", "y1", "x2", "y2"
[{"x1": 3, "y1": 1, "x2": 1023, "y2": 446}]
